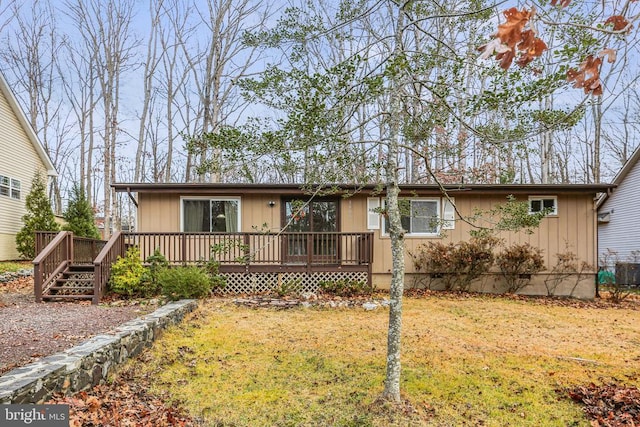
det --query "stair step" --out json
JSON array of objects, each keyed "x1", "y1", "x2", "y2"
[
  {"x1": 42, "y1": 294, "x2": 94, "y2": 300},
  {"x1": 67, "y1": 265, "x2": 95, "y2": 272},
  {"x1": 57, "y1": 278, "x2": 94, "y2": 283},
  {"x1": 49, "y1": 285, "x2": 93, "y2": 291}
]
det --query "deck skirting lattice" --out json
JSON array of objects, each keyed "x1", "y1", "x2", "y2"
[{"x1": 220, "y1": 271, "x2": 368, "y2": 294}]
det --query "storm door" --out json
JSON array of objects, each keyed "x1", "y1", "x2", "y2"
[{"x1": 282, "y1": 199, "x2": 340, "y2": 264}]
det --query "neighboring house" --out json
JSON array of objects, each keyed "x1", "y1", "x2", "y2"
[
  {"x1": 113, "y1": 182, "x2": 611, "y2": 298},
  {"x1": 0, "y1": 71, "x2": 57, "y2": 260},
  {"x1": 597, "y1": 146, "x2": 640, "y2": 277}
]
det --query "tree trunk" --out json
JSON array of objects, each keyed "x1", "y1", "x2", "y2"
[{"x1": 381, "y1": 5, "x2": 405, "y2": 404}]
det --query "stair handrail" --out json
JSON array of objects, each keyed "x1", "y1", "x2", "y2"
[
  {"x1": 93, "y1": 231, "x2": 124, "y2": 305},
  {"x1": 33, "y1": 231, "x2": 73, "y2": 303}
]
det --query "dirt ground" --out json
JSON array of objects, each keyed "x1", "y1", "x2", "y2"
[{"x1": 0, "y1": 277, "x2": 156, "y2": 374}]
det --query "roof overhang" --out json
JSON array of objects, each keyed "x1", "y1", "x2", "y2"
[
  {"x1": 0, "y1": 70, "x2": 57, "y2": 177},
  {"x1": 113, "y1": 182, "x2": 615, "y2": 197}
]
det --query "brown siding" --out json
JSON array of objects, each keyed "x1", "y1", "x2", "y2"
[
  {"x1": 137, "y1": 193, "x2": 282, "y2": 233},
  {"x1": 136, "y1": 191, "x2": 597, "y2": 276}
]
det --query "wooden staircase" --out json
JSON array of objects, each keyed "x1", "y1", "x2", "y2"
[{"x1": 42, "y1": 264, "x2": 95, "y2": 301}]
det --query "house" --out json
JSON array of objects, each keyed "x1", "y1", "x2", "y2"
[
  {"x1": 0, "y1": 71, "x2": 57, "y2": 260},
  {"x1": 597, "y1": 146, "x2": 640, "y2": 282},
  {"x1": 111, "y1": 182, "x2": 612, "y2": 299}
]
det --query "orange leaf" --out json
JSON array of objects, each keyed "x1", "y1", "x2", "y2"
[
  {"x1": 605, "y1": 15, "x2": 630, "y2": 31},
  {"x1": 550, "y1": 0, "x2": 572, "y2": 6},
  {"x1": 598, "y1": 48, "x2": 617, "y2": 63},
  {"x1": 496, "y1": 8, "x2": 532, "y2": 47}
]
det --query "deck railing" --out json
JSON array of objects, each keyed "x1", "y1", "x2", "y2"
[
  {"x1": 93, "y1": 231, "x2": 125, "y2": 304},
  {"x1": 123, "y1": 232, "x2": 374, "y2": 270},
  {"x1": 33, "y1": 231, "x2": 73, "y2": 302}
]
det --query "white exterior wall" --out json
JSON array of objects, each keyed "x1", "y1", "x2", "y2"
[
  {"x1": 0, "y1": 82, "x2": 49, "y2": 260},
  {"x1": 598, "y1": 160, "x2": 640, "y2": 269}
]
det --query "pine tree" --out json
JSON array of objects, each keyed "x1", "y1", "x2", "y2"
[
  {"x1": 15, "y1": 171, "x2": 60, "y2": 259},
  {"x1": 63, "y1": 185, "x2": 100, "y2": 239}
]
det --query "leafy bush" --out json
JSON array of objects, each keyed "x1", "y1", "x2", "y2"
[
  {"x1": 158, "y1": 266, "x2": 212, "y2": 300},
  {"x1": 196, "y1": 257, "x2": 227, "y2": 291},
  {"x1": 15, "y1": 171, "x2": 59, "y2": 259},
  {"x1": 62, "y1": 185, "x2": 100, "y2": 239},
  {"x1": 140, "y1": 248, "x2": 169, "y2": 296},
  {"x1": 109, "y1": 246, "x2": 146, "y2": 297},
  {"x1": 496, "y1": 243, "x2": 545, "y2": 293},
  {"x1": 318, "y1": 279, "x2": 373, "y2": 297},
  {"x1": 410, "y1": 236, "x2": 500, "y2": 291}
]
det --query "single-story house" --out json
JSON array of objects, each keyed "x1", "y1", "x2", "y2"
[
  {"x1": 597, "y1": 146, "x2": 640, "y2": 283},
  {"x1": 0, "y1": 70, "x2": 57, "y2": 260},
  {"x1": 112, "y1": 182, "x2": 612, "y2": 299}
]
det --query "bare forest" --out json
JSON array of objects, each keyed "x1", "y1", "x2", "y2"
[{"x1": 1, "y1": 0, "x2": 639, "y2": 233}]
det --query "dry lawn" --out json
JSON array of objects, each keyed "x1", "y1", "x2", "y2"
[{"x1": 130, "y1": 295, "x2": 640, "y2": 426}]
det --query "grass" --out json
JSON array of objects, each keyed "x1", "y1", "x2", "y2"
[
  {"x1": 129, "y1": 295, "x2": 640, "y2": 426},
  {"x1": 0, "y1": 261, "x2": 31, "y2": 274}
]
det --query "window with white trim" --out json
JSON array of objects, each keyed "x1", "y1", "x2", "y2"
[
  {"x1": 0, "y1": 175, "x2": 20, "y2": 200},
  {"x1": 528, "y1": 196, "x2": 557, "y2": 216},
  {"x1": 383, "y1": 198, "x2": 441, "y2": 235},
  {"x1": 182, "y1": 198, "x2": 240, "y2": 232}
]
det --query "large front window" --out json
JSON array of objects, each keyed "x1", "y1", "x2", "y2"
[
  {"x1": 182, "y1": 198, "x2": 239, "y2": 232},
  {"x1": 384, "y1": 198, "x2": 440, "y2": 235}
]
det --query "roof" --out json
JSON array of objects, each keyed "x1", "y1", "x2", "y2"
[
  {"x1": 113, "y1": 182, "x2": 614, "y2": 196},
  {"x1": 0, "y1": 70, "x2": 57, "y2": 177},
  {"x1": 596, "y1": 145, "x2": 640, "y2": 209}
]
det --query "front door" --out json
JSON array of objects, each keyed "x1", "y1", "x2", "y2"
[{"x1": 283, "y1": 198, "x2": 339, "y2": 264}]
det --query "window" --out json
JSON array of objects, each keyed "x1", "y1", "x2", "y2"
[
  {"x1": 182, "y1": 198, "x2": 240, "y2": 232},
  {"x1": 529, "y1": 196, "x2": 557, "y2": 216},
  {"x1": 384, "y1": 198, "x2": 441, "y2": 235},
  {"x1": 0, "y1": 175, "x2": 20, "y2": 200}
]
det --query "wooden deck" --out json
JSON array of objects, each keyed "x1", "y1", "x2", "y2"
[{"x1": 34, "y1": 231, "x2": 374, "y2": 303}]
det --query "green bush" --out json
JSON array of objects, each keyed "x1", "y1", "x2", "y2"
[
  {"x1": 158, "y1": 266, "x2": 212, "y2": 300},
  {"x1": 196, "y1": 257, "x2": 227, "y2": 291},
  {"x1": 496, "y1": 243, "x2": 545, "y2": 293},
  {"x1": 16, "y1": 171, "x2": 59, "y2": 259},
  {"x1": 109, "y1": 246, "x2": 146, "y2": 297},
  {"x1": 318, "y1": 279, "x2": 373, "y2": 297},
  {"x1": 62, "y1": 185, "x2": 100, "y2": 239},
  {"x1": 140, "y1": 248, "x2": 169, "y2": 295}
]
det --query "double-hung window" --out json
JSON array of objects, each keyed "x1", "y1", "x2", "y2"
[
  {"x1": 384, "y1": 198, "x2": 441, "y2": 235},
  {"x1": 182, "y1": 198, "x2": 240, "y2": 232},
  {"x1": 0, "y1": 175, "x2": 20, "y2": 200},
  {"x1": 529, "y1": 196, "x2": 557, "y2": 216}
]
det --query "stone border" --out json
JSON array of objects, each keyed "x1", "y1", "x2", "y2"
[{"x1": 0, "y1": 299, "x2": 198, "y2": 404}]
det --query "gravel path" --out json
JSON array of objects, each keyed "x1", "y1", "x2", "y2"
[{"x1": 0, "y1": 277, "x2": 156, "y2": 375}]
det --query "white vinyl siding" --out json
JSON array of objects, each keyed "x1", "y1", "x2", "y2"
[
  {"x1": 599, "y1": 159, "x2": 640, "y2": 270},
  {"x1": 0, "y1": 82, "x2": 49, "y2": 240}
]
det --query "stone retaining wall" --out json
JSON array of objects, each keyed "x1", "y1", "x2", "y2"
[{"x1": 0, "y1": 299, "x2": 198, "y2": 404}]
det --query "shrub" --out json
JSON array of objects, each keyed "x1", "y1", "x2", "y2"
[
  {"x1": 15, "y1": 171, "x2": 59, "y2": 259},
  {"x1": 318, "y1": 279, "x2": 374, "y2": 297},
  {"x1": 62, "y1": 185, "x2": 100, "y2": 239},
  {"x1": 410, "y1": 236, "x2": 499, "y2": 291},
  {"x1": 109, "y1": 246, "x2": 146, "y2": 297},
  {"x1": 496, "y1": 243, "x2": 545, "y2": 293},
  {"x1": 196, "y1": 257, "x2": 227, "y2": 291},
  {"x1": 158, "y1": 266, "x2": 212, "y2": 300},
  {"x1": 140, "y1": 248, "x2": 169, "y2": 296},
  {"x1": 544, "y1": 248, "x2": 593, "y2": 297}
]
